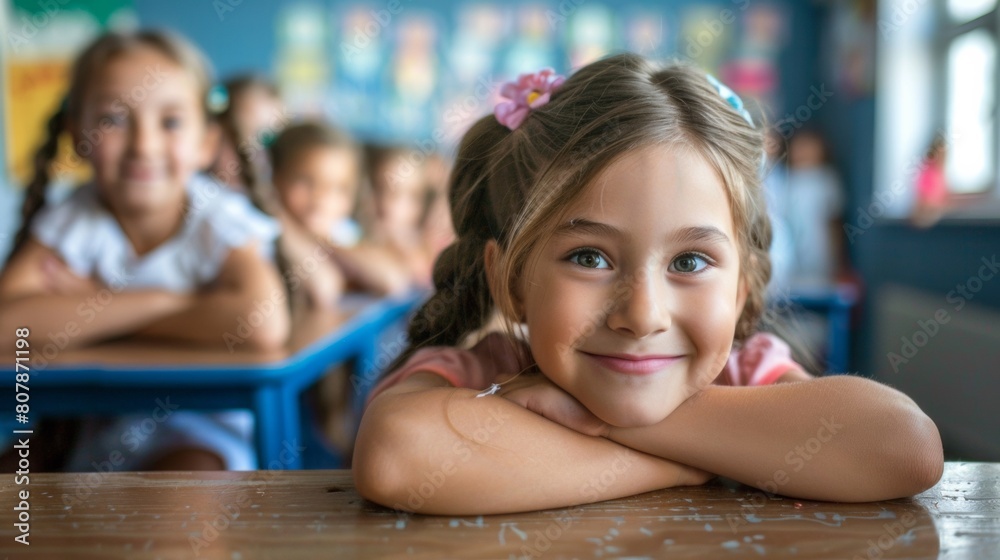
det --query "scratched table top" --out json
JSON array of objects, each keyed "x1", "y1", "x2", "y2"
[{"x1": 0, "y1": 462, "x2": 997, "y2": 559}]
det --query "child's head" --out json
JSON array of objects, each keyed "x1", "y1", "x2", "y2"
[
  {"x1": 12, "y1": 30, "x2": 217, "y2": 256},
  {"x1": 925, "y1": 133, "x2": 947, "y2": 164},
  {"x1": 221, "y1": 75, "x2": 283, "y2": 142},
  {"x1": 211, "y1": 75, "x2": 285, "y2": 187},
  {"x1": 788, "y1": 129, "x2": 828, "y2": 169},
  {"x1": 404, "y1": 54, "x2": 771, "y2": 427},
  {"x1": 269, "y1": 122, "x2": 361, "y2": 239},
  {"x1": 365, "y1": 145, "x2": 429, "y2": 234}
]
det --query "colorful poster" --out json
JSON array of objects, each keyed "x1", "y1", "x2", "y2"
[
  {"x1": 566, "y1": 4, "x2": 615, "y2": 69},
  {"x1": 3, "y1": 0, "x2": 135, "y2": 184},
  {"x1": 276, "y1": 3, "x2": 328, "y2": 117}
]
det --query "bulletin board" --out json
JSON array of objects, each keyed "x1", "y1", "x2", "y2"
[
  {"x1": 275, "y1": 1, "x2": 789, "y2": 148},
  {"x1": 2, "y1": 0, "x2": 135, "y2": 186}
]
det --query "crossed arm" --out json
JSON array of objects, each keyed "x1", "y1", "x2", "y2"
[
  {"x1": 354, "y1": 367, "x2": 943, "y2": 515},
  {"x1": 0, "y1": 238, "x2": 290, "y2": 351}
]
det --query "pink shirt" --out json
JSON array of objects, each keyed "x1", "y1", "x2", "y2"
[
  {"x1": 367, "y1": 332, "x2": 803, "y2": 407},
  {"x1": 916, "y1": 160, "x2": 947, "y2": 206}
]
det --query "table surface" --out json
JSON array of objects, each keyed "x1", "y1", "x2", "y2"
[
  {"x1": 0, "y1": 462, "x2": 996, "y2": 559},
  {"x1": 12, "y1": 294, "x2": 418, "y2": 389},
  {"x1": 28, "y1": 297, "x2": 367, "y2": 369}
]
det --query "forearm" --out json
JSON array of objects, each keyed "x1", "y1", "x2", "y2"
[
  {"x1": 0, "y1": 291, "x2": 188, "y2": 350},
  {"x1": 138, "y1": 285, "x2": 290, "y2": 351},
  {"x1": 606, "y1": 375, "x2": 943, "y2": 501},
  {"x1": 325, "y1": 244, "x2": 410, "y2": 296},
  {"x1": 354, "y1": 381, "x2": 705, "y2": 515},
  {"x1": 280, "y1": 224, "x2": 346, "y2": 308}
]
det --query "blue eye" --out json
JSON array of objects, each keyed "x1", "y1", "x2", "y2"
[
  {"x1": 163, "y1": 116, "x2": 182, "y2": 130},
  {"x1": 101, "y1": 113, "x2": 126, "y2": 127},
  {"x1": 568, "y1": 249, "x2": 610, "y2": 269},
  {"x1": 670, "y1": 252, "x2": 710, "y2": 274}
]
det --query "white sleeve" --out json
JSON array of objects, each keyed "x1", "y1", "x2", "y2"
[
  {"x1": 193, "y1": 191, "x2": 282, "y2": 283},
  {"x1": 28, "y1": 186, "x2": 104, "y2": 277}
]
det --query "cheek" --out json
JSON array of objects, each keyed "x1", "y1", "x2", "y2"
[
  {"x1": 281, "y1": 188, "x2": 309, "y2": 213},
  {"x1": 88, "y1": 131, "x2": 124, "y2": 170},
  {"x1": 169, "y1": 135, "x2": 205, "y2": 171},
  {"x1": 323, "y1": 191, "x2": 352, "y2": 217},
  {"x1": 681, "y1": 281, "x2": 741, "y2": 374},
  {"x1": 526, "y1": 274, "x2": 594, "y2": 355}
]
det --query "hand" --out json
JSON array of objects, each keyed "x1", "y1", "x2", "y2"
[
  {"x1": 40, "y1": 256, "x2": 101, "y2": 295},
  {"x1": 675, "y1": 462, "x2": 717, "y2": 486},
  {"x1": 499, "y1": 373, "x2": 611, "y2": 437}
]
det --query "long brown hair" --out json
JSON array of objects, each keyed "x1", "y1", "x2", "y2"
[{"x1": 394, "y1": 53, "x2": 772, "y2": 370}]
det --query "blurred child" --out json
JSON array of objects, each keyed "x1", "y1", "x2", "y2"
[
  {"x1": 0, "y1": 30, "x2": 291, "y2": 471},
  {"x1": 422, "y1": 152, "x2": 457, "y2": 258},
  {"x1": 784, "y1": 130, "x2": 845, "y2": 288},
  {"x1": 210, "y1": 75, "x2": 287, "y2": 190},
  {"x1": 363, "y1": 146, "x2": 454, "y2": 288},
  {"x1": 352, "y1": 58, "x2": 941, "y2": 514},
  {"x1": 762, "y1": 129, "x2": 794, "y2": 292},
  {"x1": 269, "y1": 123, "x2": 410, "y2": 307},
  {"x1": 910, "y1": 134, "x2": 949, "y2": 228}
]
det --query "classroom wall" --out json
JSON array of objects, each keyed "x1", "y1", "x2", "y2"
[{"x1": 130, "y1": 0, "x2": 824, "y2": 138}]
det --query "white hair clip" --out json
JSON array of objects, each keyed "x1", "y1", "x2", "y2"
[{"x1": 475, "y1": 383, "x2": 502, "y2": 398}]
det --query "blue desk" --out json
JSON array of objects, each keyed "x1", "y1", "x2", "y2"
[{"x1": 4, "y1": 293, "x2": 421, "y2": 470}]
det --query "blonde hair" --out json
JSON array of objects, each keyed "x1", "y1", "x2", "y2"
[{"x1": 397, "y1": 53, "x2": 772, "y2": 367}]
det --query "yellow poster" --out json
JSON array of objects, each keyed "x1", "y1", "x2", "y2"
[{"x1": 6, "y1": 59, "x2": 74, "y2": 184}]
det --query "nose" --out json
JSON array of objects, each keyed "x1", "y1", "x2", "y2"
[
  {"x1": 128, "y1": 114, "x2": 162, "y2": 159},
  {"x1": 606, "y1": 265, "x2": 671, "y2": 339}
]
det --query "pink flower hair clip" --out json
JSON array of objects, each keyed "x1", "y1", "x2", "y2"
[{"x1": 494, "y1": 68, "x2": 566, "y2": 131}]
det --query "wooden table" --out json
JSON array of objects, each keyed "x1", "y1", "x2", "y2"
[
  {"x1": 1, "y1": 462, "x2": 996, "y2": 559},
  {"x1": 2, "y1": 293, "x2": 420, "y2": 469}
]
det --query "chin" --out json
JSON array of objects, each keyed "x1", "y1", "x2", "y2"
[{"x1": 590, "y1": 400, "x2": 677, "y2": 429}]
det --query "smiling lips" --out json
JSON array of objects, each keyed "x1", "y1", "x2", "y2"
[{"x1": 581, "y1": 351, "x2": 684, "y2": 375}]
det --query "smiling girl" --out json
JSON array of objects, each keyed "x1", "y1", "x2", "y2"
[
  {"x1": 0, "y1": 30, "x2": 290, "y2": 471},
  {"x1": 352, "y1": 55, "x2": 943, "y2": 514}
]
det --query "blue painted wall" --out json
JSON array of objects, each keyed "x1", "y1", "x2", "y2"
[{"x1": 131, "y1": 0, "x2": 824, "y2": 125}]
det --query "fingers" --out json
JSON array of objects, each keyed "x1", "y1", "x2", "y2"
[
  {"x1": 676, "y1": 463, "x2": 715, "y2": 486},
  {"x1": 503, "y1": 384, "x2": 610, "y2": 438},
  {"x1": 41, "y1": 256, "x2": 98, "y2": 295},
  {"x1": 41, "y1": 256, "x2": 74, "y2": 293}
]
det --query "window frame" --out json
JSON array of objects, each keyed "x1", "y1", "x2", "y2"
[{"x1": 935, "y1": 0, "x2": 999, "y2": 196}]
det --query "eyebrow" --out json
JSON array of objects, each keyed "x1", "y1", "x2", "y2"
[
  {"x1": 555, "y1": 218, "x2": 624, "y2": 238},
  {"x1": 91, "y1": 94, "x2": 122, "y2": 106},
  {"x1": 555, "y1": 218, "x2": 731, "y2": 246},
  {"x1": 671, "y1": 225, "x2": 732, "y2": 246}
]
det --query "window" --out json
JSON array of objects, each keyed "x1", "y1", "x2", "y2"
[
  {"x1": 942, "y1": 2, "x2": 997, "y2": 194},
  {"x1": 948, "y1": 0, "x2": 996, "y2": 21},
  {"x1": 946, "y1": 28, "x2": 996, "y2": 193},
  {"x1": 874, "y1": 0, "x2": 1000, "y2": 217}
]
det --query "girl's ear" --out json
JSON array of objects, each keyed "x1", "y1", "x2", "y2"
[
  {"x1": 200, "y1": 121, "x2": 223, "y2": 170},
  {"x1": 484, "y1": 239, "x2": 524, "y2": 322}
]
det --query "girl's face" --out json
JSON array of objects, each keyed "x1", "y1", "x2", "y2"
[
  {"x1": 373, "y1": 156, "x2": 426, "y2": 232},
  {"x1": 516, "y1": 144, "x2": 747, "y2": 428},
  {"x1": 75, "y1": 46, "x2": 213, "y2": 216},
  {"x1": 275, "y1": 146, "x2": 360, "y2": 239}
]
